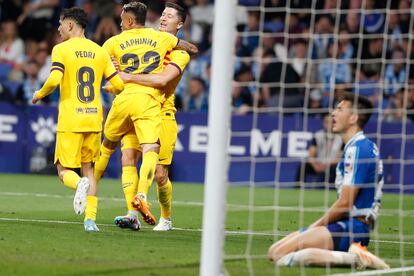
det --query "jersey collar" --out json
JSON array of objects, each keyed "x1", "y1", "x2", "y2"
[{"x1": 344, "y1": 131, "x2": 365, "y2": 150}]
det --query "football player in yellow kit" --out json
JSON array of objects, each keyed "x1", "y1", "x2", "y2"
[
  {"x1": 32, "y1": 7, "x2": 124, "y2": 232},
  {"x1": 94, "y1": 2, "x2": 197, "y2": 228},
  {"x1": 111, "y1": 2, "x2": 190, "y2": 231}
]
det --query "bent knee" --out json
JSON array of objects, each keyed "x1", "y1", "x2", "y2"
[
  {"x1": 122, "y1": 149, "x2": 138, "y2": 166},
  {"x1": 267, "y1": 243, "x2": 293, "y2": 262}
]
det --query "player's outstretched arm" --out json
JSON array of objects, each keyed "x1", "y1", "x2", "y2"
[
  {"x1": 32, "y1": 70, "x2": 63, "y2": 104},
  {"x1": 119, "y1": 64, "x2": 181, "y2": 88},
  {"x1": 175, "y1": 39, "x2": 198, "y2": 55},
  {"x1": 309, "y1": 185, "x2": 360, "y2": 228}
]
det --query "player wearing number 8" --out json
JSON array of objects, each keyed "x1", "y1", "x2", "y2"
[{"x1": 32, "y1": 7, "x2": 124, "y2": 232}]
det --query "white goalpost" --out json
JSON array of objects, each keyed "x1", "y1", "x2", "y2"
[{"x1": 199, "y1": 1, "x2": 237, "y2": 275}]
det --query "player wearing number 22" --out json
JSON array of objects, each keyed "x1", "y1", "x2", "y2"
[
  {"x1": 32, "y1": 7, "x2": 124, "y2": 232},
  {"x1": 97, "y1": 2, "x2": 197, "y2": 226}
]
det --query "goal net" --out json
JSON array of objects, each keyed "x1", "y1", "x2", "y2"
[{"x1": 203, "y1": 0, "x2": 414, "y2": 275}]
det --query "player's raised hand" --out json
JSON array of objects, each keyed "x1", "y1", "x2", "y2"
[{"x1": 32, "y1": 91, "x2": 40, "y2": 104}]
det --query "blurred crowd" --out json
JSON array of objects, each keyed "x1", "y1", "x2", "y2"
[{"x1": 0, "y1": 0, "x2": 413, "y2": 122}]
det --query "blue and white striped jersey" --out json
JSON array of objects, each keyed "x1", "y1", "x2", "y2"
[{"x1": 335, "y1": 131, "x2": 384, "y2": 222}]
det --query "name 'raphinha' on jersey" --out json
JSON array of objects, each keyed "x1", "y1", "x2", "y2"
[{"x1": 119, "y1": 37, "x2": 157, "y2": 50}]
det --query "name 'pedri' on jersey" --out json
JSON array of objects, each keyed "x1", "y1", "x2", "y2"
[{"x1": 335, "y1": 131, "x2": 384, "y2": 222}]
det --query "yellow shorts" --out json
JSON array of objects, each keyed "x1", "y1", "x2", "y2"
[
  {"x1": 120, "y1": 128, "x2": 142, "y2": 152},
  {"x1": 54, "y1": 131, "x2": 101, "y2": 168},
  {"x1": 104, "y1": 93, "x2": 161, "y2": 144},
  {"x1": 120, "y1": 112, "x2": 177, "y2": 165},
  {"x1": 158, "y1": 114, "x2": 178, "y2": 165}
]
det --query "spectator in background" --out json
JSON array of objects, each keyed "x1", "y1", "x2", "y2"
[
  {"x1": 145, "y1": 3, "x2": 161, "y2": 29},
  {"x1": 384, "y1": 88, "x2": 404, "y2": 122},
  {"x1": 296, "y1": 113, "x2": 343, "y2": 185},
  {"x1": 290, "y1": 38, "x2": 308, "y2": 79},
  {"x1": 93, "y1": 16, "x2": 119, "y2": 45},
  {"x1": 338, "y1": 28, "x2": 354, "y2": 60},
  {"x1": 0, "y1": 0, "x2": 23, "y2": 22},
  {"x1": 232, "y1": 65, "x2": 254, "y2": 115},
  {"x1": 398, "y1": 0, "x2": 411, "y2": 33},
  {"x1": 345, "y1": 11, "x2": 359, "y2": 35},
  {"x1": 360, "y1": 38, "x2": 383, "y2": 79},
  {"x1": 34, "y1": 48, "x2": 52, "y2": 84},
  {"x1": 190, "y1": 0, "x2": 214, "y2": 26},
  {"x1": 318, "y1": 42, "x2": 352, "y2": 95},
  {"x1": 15, "y1": 59, "x2": 45, "y2": 105},
  {"x1": 177, "y1": 13, "x2": 203, "y2": 46},
  {"x1": 307, "y1": 89, "x2": 323, "y2": 117},
  {"x1": 184, "y1": 77, "x2": 208, "y2": 112},
  {"x1": 383, "y1": 81, "x2": 414, "y2": 123},
  {"x1": 312, "y1": 15, "x2": 334, "y2": 59},
  {"x1": 232, "y1": 84, "x2": 253, "y2": 115},
  {"x1": 241, "y1": 11, "x2": 260, "y2": 56},
  {"x1": 17, "y1": 0, "x2": 59, "y2": 41},
  {"x1": 386, "y1": 10, "x2": 403, "y2": 52},
  {"x1": 90, "y1": 0, "x2": 120, "y2": 44},
  {"x1": 384, "y1": 48, "x2": 406, "y2": 97},
  {"x1": 260, "y1": 49, "x2": 302, "y2": 110},
  {"x1": 285, "y1": 13, "x2": 303, "y2": 47},
  {"x1": 0, "y1": 21, "x2": 25, "y2": 69}
]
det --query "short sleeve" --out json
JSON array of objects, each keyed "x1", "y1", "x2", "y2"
[{"x1": 168, "y1": 50, "x2": 190, "y2": 74}]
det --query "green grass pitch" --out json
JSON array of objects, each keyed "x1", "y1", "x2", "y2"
[{"x1": 0, "y1": 173, "x2": 413, "y2": 275}]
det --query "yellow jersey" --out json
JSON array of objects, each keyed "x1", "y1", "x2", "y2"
[
  {"x1": 161, "y1": 49, "x2": 190, "y2": 115},
  {"x1": 103, "y1": 28, "x2": 178, "y2": 102},
  {"x1": 49, "y1": 37, "x2": 120, "y2": 132}
]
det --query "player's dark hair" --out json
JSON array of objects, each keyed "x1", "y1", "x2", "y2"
[
  {"x1": 166, "y1": 2, "x2": 187, "y2": 23},
  {"x1": 61, "y1": 7, "x2": 88, "y2": 29},
  {"x1": 338, "y1": 92, "x2": 373, "y2": 128},
  {"x1": 123, "y1": 1, "x2": 147, "y2": 26}
]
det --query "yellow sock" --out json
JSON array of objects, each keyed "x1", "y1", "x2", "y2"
[
  {"x1": 62, "y1": 170, "x2": 80, "y2": 190},
  {"x1": 85, "y1": 195, "x2": 98, "y2": 221},
  {"x1": 94, "y1": 145, "x2": 115, "y2": 182},
  {"x1": 157, "y1": 179, "x2": 172, "y2": 219},
  {"x1": 122, "y1": 166, "x2": 139, "y2": 211},
  {"x1": 137, "y1": 151, "x2": 158, "y2": 197}
]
